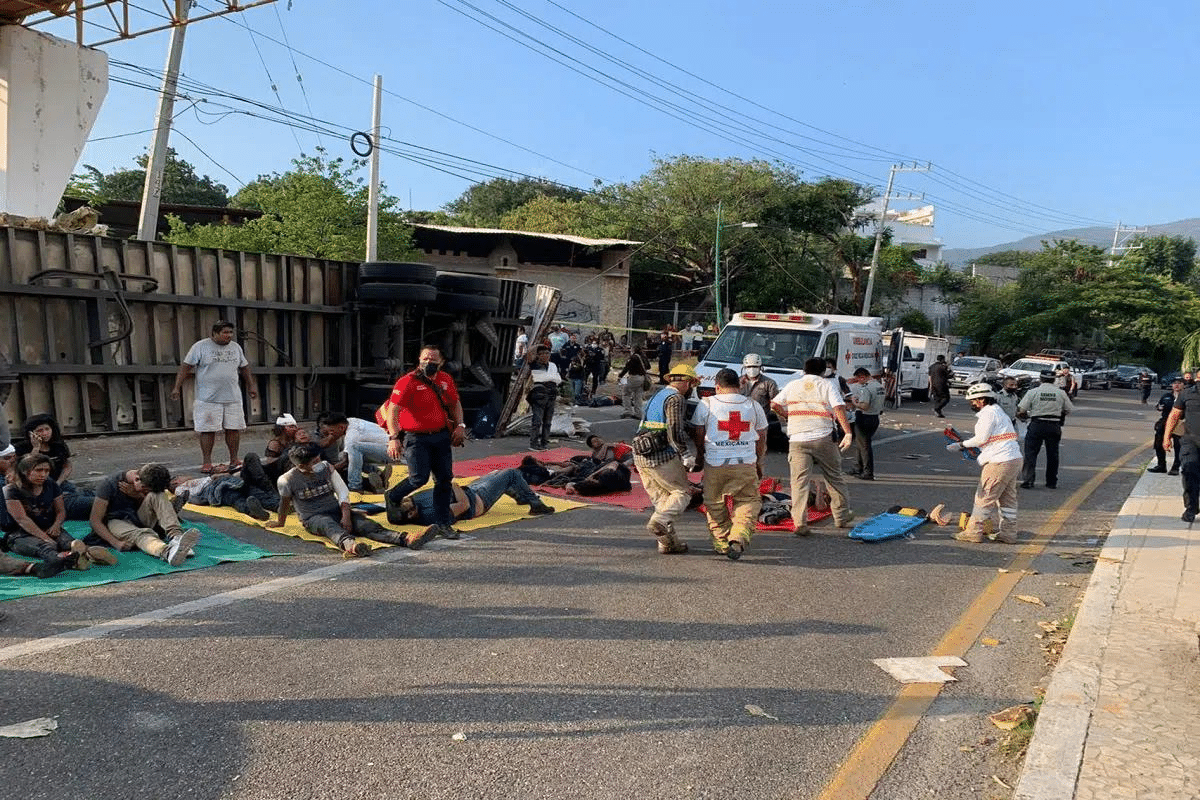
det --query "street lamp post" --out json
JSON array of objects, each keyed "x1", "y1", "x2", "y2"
[{"x1": 713, "y1": 199, "x2": 757, "y2": 328}]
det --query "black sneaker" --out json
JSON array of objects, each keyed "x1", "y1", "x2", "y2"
[
  {"x1": 34, "y1": 554, "x2": 76, "y2": 579},
  {"x1": 1183, "y1": 508, "x2": 1197, "y2": 524},
  {"x1": 407, "y1": 525, "x2": 439, "y2": 549},
  {"x1": 1147, "y1": 466, "x2": 1167, "y2": 473},
  {"x1": 528, "y1": 501, "x2": 555, "y2": 515},
  {"x1": 726, "y1": 541, "x2": 744, "y2": 561},
  {"x1": 438, "y1": 524, "x2": 461, "y2": 540},
  {"x1": 244, "y1": 496, "x2": 270, "y2": 521}
]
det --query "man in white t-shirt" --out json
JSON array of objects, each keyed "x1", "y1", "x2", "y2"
[
  {"x1": 171, "y1": 320, "x2": 257, "y2": 474},
  {"x1": 691, "y1": 368, "x2": 767, "y2": 559},
  {"x1": 513, "y1": 326, "x2": 529, "y2": 366},
  {"x1": 771, "y1": 357, "x2": 855, "y2": 534}
]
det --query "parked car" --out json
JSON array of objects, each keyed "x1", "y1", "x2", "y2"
[
  {"x1": 949, "y1": 356, "x2": 1003, "y2": 392},
  {"x1": 1112, "y1": 365, "x2": 1158, "y2": 388},
  {"x1": 1077, "y1": 358, "x2": 1114, "y2": 390},
  {"x1": 1160, "y1": 371, "x2": 1184, "y2": 388}
]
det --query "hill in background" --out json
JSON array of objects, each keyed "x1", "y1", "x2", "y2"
[{"x1": 943, "y1": 218, "x2": 1200, "y2": 266}]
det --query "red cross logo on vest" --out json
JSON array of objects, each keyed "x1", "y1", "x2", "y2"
[{"x1": 717, "y1": 411, "x2": 752, "y2": 440}]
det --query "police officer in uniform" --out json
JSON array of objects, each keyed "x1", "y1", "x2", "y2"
[
  {"x1": 1164, "y1": 377, "x2": 1200, "y2": 522},
  {"x1": 1017, "y1": 370, "x2": 1074, "y2": 489},
  {"x1": 632, "y1": 363, "x2": 699, "y2": 554},
  {"x1": 847, "y1": 367, "x2": 884, "y2": 480}
]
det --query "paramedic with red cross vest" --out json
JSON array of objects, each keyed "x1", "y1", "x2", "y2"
[
  {"x1": 771, "y1": 357, "x2": 856, "y2": 535},
  {"x1": 690, "y1": 368, "x2": 768, "y2": 560},
  {"x1": 946, "y1": 383, "x2": 1023, "y2": 544}
]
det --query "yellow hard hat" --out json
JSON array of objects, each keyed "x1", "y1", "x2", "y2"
[{"x1": 665, "y1": 363, "x2": 698, "y2": 381}]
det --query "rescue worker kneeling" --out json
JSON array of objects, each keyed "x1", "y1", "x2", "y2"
[{"x1": 947, "y1": 383, "x2": 1024, "y2": 544}]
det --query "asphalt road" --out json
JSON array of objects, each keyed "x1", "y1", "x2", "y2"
[{"x1": 0, "y1": 386, "x2": 1154, "y2": 800}]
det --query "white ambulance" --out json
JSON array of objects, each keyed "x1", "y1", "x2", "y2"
[
  {"x1": 695, "y1": 311, "x2": 885, "y2": 391},
  {"x1": 881, "y1": 330, "x2": 951, "y2": 401}
]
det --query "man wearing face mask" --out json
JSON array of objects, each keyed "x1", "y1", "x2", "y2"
[
  {"x1": 996, "y1": 376, "x2": 1024, "y2": 441},
  {"x1": 945, "y1": 383, "x2": 1023, "y2": 543},
  {"x1": 382, "y1": 345, "x2": 467, "y2": 538},
  {"x1": 739, "y1": 353, "x2": 778, "y2": 417}
]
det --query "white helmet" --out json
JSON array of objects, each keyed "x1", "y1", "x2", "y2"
[
  {"x1": 742, "y1": 353, "x2": 762, "y2": 368},
  {"x1": 965, "y1": 383, "x2": 996, "y2": 401}
]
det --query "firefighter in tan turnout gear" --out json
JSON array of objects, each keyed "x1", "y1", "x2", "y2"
[
  {"x1": 632, "y1": 363, "x2": 700, "y2": 554},
  {"x1": 691, "y1": 368, "x2": 768, "y2": 560}
]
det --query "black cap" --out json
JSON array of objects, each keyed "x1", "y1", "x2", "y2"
[{"x1": 1040, "y1": 370, "x2": 1056, "y2": 381}]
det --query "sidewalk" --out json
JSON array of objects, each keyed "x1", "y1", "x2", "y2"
[{"x1": 1015, "y1": 469, "x2": 1200, "y2": 799}]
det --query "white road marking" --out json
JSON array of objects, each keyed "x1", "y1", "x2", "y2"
[
  {"x1": 873, "y1": 656, "x2": 967, "y2": 683},
  {"x1": 0, "y1": 538, "x2": 470, "y2": 664}
]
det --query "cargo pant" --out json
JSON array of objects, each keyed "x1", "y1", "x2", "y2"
[
  {"x1": 634, "y1": 454, "x2": 692, "y2": 533},
  {"x1": 964, "y1": 457, "x2": 1022, "y2": 542},
  {"x1": 104, "y1": 491, "x2": 183, "y2": 558},
  {"x1": 702, "y1": 462, "x2": 761, "y2": 551}
]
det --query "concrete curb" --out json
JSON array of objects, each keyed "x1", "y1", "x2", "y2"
[{"x1": 1012, "y1": 468, "x2": 1153, "y2": 799}]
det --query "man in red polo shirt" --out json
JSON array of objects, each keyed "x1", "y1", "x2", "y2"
[{"x1": 382, "y1": 345, "x2": 467, "y2": 536}]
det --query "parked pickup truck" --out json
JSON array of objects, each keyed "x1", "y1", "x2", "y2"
[{"x1": 949, "y1": 355, "x2": 1004, "y2": 392}]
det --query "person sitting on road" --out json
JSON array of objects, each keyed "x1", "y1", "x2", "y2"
[
  {"x1": 389, "y1": 468, "x2": 555, "y2": 531},
  {"x1": 14, "y1": 413, "x2": 94, "y2": 520},
  {"x1": 267, "y1": 442, "x2": 436, "y2": 555},
  {"x1": 2, "y1": 453, "x2": 113, "y2": 573},
  {"x1": 258, "y1": 413, "x2": 309, "y2": 483},
  {"x1": 1, "y1": 445, "x2": 79, "y2": 579},
  {"x1": 89, "y1": 463, "x2": 199, "y2": 567}
]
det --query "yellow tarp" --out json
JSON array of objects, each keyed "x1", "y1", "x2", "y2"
[{"x1": 186, "y1": 472, "x2": 586, "y2": 551}]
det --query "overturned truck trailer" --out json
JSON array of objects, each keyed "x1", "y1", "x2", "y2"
[{"x1": 0, "y1": 225, "x2": 553, "y2": 437}]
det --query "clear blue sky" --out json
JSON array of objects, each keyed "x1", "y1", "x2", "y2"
[{"x1": 41, "y1": 0, "x2": 1200, "y2": 251}]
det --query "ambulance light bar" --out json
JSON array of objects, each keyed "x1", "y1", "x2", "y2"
[{"x1": 740, "y1": 312, "x2": 818, "y2": 325}]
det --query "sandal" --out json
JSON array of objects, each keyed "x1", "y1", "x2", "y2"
[
  {"x1": 200, "y1": 464, "x2": 215, "y2": 475},
  {"x1": 227, "y1": 460, "x2": 243, "y2": 472}
]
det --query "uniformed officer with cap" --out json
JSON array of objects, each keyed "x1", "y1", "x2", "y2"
[{"x1": 1016, "y1": 370, "x2": 1075, "y2": 489}]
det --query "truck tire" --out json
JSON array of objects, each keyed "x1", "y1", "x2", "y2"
[
  {"x1": 434, "y1": 271, "x2": 501, "y2": 295},
  {"x1": 357, "y1": 282, "x2": 438, "y2": 304},
  {"x1": 435, "y1": 292, "x2": 500, "y2": 313},
  {"x1": 359, "y1": 262, "x2": 437, "y2": 283}
]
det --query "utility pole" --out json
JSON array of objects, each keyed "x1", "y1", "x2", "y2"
[
  {"x1": 861, "y1": 162, "x2": 929, "y2": 316},
  {"x1": 365, "y1": 75, "x2": 383, "y2": 261},
  {"x1": 136, "y1": 0, "x2": 191, "y2": 241},
  {"x1": 1108, "y1": 221, "x2": 1147, "y2": 267}
]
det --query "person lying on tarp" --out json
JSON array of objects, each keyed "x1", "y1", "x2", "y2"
[
  {"x1": 585, "y1": 434, "x2": 634, "y2": 465},
  {"x1": 388, "y1": 468, "x2": 556, "y2": 533},
  {"x1": 519, "y1": 450, "x2": 635, "y2": 497}
]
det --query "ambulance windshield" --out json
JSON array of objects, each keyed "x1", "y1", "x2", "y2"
[{"x1": 705, "y1": 325, "x2": 821, "y2": 369}]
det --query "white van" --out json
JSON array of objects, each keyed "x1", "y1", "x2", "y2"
[
  {"x1": 695, "y1": 311, "x2": 885, "y2": 391},
  {"x1": 881, "y1": 330, "x2": 951, "y2": 401}
]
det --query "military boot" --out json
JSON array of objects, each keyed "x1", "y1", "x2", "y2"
[{"x1": 649, "y1": 520, "x2": 688, "y2": 554}]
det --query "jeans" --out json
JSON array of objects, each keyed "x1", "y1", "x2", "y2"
[
  {"x1": 571, "y1": 378, "x2": 585, "y2": 403},
  {"x1": 7, "y1": 529, "x2": 79, "y2": 563},
  {"x1": 345, "y1": 437, "x2": 390, "y2": 490},
  {"x1": 529, "y1": 396, "x2": 555, "y2": 448},
  {"x1": 1021, "y1": 419, "x2": 1063, "y2": 487},
  {"x1": 385, "y1": 431, "x2": 455, "y2": 526},
  {"x1": 468, "y1": 468, "x2": 540, "y2": 508}
]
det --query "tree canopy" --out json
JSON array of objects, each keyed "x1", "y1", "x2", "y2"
[
  {"x1": 165, "y1": 150, "x2": 414, "y2": 261},
  {"x1": 68, "y1": 148, "x2": 230, "y2": 207},
  {"x1": 444, "y1": 177, "x2": 587, "y2": 228}
]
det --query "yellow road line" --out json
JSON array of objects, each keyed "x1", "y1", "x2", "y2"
[{"x1": 815, "y1": 443, "x2": 1150, "y2": 800}]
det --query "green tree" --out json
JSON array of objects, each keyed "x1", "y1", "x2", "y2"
[
  {"x1": 971, "y1": 249, "x2": 1030, "y2": 268},
  {"x1": 896, "y1": 309, "x2": 934, "y2": 334},
  {"x1": 445, "y1": 177, "x2": 586, "y2": 227},
  {"x1": 1119, "y1": 234, "x2": 1197, "y2": 282},
  {"x1": 165, "y1": 149, "x2": 414, "y2": 261},
  {"x1": 69, "y1": 148, "x2": 230, "y2": 206},
  {"x1": 497, "y1": 194, "x2": 618, "y2": 238}
]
